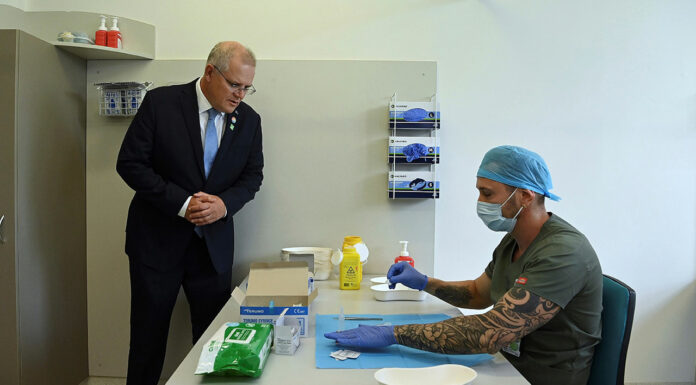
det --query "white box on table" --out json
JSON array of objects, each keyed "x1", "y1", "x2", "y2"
[{"x1": 231, "y1": 261, "x2": 318, "y2": 338}]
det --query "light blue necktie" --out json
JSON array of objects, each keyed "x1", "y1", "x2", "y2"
[
  {"x1": 195, "y1": 108, "x2": 219, "y2": 237},
  {"x1": 203, "y1": 108, "x2": 220, "y2": 178}
]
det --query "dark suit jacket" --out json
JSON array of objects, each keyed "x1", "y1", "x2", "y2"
[{"x1": 116, "y1": 79, "x2": 263, "y2": 273}]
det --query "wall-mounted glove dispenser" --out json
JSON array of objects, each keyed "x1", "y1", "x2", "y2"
[
  {"x1": 388, "y1": 171, "x2": 440, "y2": 199},
  {"x1": 388, "y1": 136, "x2": 440, "y2": 164}
]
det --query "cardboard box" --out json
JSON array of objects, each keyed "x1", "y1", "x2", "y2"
[
  {"x1": 231, "y1": 261, "x2": 318, "y2": 338},
  {"x1": 273, "y1": 308, "x2": 301, "y2": 355}
]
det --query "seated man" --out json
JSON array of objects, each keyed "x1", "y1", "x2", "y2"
[{"x1": 325, "y1": 145, "x2": 603, "y2": 385}]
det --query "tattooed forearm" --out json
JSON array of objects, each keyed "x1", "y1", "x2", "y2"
[
  {"x1": 395, "y1": 287, "x2": 559, "y2": 354},
  {"x1": 426, "y1": 274, "x2": 492, "y2": 309},
  {"x1": 433, "y1": 285, "x2": 473, "y2": 308},
  {"x1": 395, "y1": 315, "x2": 493, "y2": 354}
]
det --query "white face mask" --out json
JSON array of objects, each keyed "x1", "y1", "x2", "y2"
[{"x1": 477, "y1": 188, "x2": 523, "y2": 232}]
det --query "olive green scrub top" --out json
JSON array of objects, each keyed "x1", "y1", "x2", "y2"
[{"x1": 484, "y1": 213, "x2": 603, "y2": 385}]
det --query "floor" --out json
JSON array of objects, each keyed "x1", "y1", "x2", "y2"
[{"x1": 79, "y1": 378, "x2": 166, "y2": 385}]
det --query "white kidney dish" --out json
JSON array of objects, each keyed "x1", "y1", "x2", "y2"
[
  {"x1": 370, "y1": 283, "x2": 427, "y2": 301},
  {"x1": 374, "y1": 364, "x2": 477, "y2": 385},
  {"x1": 370, "y1": 276, "x2": 388, "y2": 285}
]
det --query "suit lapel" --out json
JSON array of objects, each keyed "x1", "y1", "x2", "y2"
[
  {"x1": 219, "y1": 109, "x2": 240, "y2": 154},
  {"x1": 207, "y1": 108, "x2": 241, "y2": 181},
  {"x1": 181, "y1": 80, "x2": 205, "y2": 179}
]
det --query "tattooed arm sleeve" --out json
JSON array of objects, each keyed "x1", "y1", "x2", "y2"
[
  {"x1": 394, "y1": 286, "x2": 560, "y2": 354},
  {"x1": 424, "y1": 272, "x2": 493, "y2": 309}
]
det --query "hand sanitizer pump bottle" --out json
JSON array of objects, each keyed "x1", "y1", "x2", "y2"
[
  {"x1": 107, "y1": 16, "x2": 122, "y2": 49},
  {"x1": 95, "y1": 15, "x2": 107, "y2": 46},
  {"x1": 394, "y1": 241, "x2": 415, "y2": 267}
]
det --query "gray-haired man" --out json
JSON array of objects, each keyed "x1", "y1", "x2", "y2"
[{"x1": 117, "y1": 41, "x2": 263, "y2": 385}]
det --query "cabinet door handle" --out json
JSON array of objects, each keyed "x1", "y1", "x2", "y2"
[{"x1": 0, "y1": 215, "x2": 5, "y2": 244}]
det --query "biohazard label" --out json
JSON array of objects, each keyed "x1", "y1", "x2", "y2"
[{"x1": 341, "y1": 263, "x2": 360, "y2": 289}]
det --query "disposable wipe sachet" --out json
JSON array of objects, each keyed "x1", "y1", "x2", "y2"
[{"x1": 195, "y1": 322, "x2": 273, "y2": 378}]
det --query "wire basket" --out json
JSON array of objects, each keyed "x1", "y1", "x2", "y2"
[{"x1": 95, "y1": 82, "x2": 152, "y2": 116}]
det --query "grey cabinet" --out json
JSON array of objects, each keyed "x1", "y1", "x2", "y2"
[{"x1": 0, "y1": 29, "x2": 88, "y2": 385}]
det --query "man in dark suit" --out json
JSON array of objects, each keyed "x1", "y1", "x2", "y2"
[{"x1": 116, "y1": 41, "x2": 263, "y2": 385}]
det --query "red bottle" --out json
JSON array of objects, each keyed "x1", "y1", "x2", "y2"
[
  {"x1": 107, "y1": 16, "x2": 122, "y2": 49},
  {"x1": 95, "y1": 15, "x2": 107, "y2": 46},
  {"x1": 394, "y1": 241, "x2": 415, "y2": 267}
]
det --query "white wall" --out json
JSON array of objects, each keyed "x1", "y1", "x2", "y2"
[
  {"x1": 2, "y1": 0, "x2": 23, "y2": 9},
  {"x1": 10, "y1": 0, "x2": 696, "y2": 382}
]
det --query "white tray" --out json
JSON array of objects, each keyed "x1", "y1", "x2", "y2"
[
  {"x1": 370, "y1": 283, "x2": 427, "y2": 301},
  {"x1": 375, "y1": 364, "x2": 477, "y2": 385}
]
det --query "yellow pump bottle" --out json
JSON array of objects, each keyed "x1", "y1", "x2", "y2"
[{"x1": 339, "y1": 247, "x2": 361, "y2": 290}]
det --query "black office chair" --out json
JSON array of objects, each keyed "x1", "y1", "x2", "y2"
[{"x1": 587, "y1": 275, "x2": 636, "y2": 385}]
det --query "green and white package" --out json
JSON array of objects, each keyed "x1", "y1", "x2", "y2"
[{"x1": 195, "y1": 322, "x2": 274, "y2": 377}]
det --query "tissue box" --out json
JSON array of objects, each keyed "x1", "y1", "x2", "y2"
[{"x1": 231, "y1": 261, "x2": 318, "y2": 337}]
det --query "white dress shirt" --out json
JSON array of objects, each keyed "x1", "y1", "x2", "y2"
[{"x1": 177, "y1": 78, "x2": 226, "y2": 218}]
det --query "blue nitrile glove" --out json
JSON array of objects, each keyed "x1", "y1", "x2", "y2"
[
  {"x1": 324, "y1": 325, "x2": 396, "y2": 349},
  {"x1": 402, "y1": 143, "x2": 429, "y2": 162},
  {"x1": 387, "y1": 262, "x2": 428, "y2": 290}
]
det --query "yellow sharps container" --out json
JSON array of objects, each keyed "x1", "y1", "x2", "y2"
[
  {"x1": 339, "y1": 246, "x2": 361, "y2": 290},
  {"x1": 342, "y1": 236, "x2": 363, "y2": 250}
]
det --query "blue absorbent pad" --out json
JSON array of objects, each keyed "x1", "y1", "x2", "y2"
[{"x1": 316, "y1": 313, "x2": 494, "y2": 369}]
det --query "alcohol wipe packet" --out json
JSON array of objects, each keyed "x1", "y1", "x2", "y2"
[{"x1": 195, "y1": 322, "x2": 274, "y2": 378}]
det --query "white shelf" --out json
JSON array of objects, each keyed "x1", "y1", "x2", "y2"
[
  {"x1": 54, "y1": 42, "x2": 153, "y2": 60},
  {"x1": 0, "y1": 7, "x2": 156, "y2": 60}
]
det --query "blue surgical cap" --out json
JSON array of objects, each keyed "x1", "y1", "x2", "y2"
[{"x1": 477, "y1": 145, "x2": 561, "y2": 201}]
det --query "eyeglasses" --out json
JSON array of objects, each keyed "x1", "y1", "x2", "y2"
[{"x1": 213, "y1": 65, "x2": 256, "y2": 96}]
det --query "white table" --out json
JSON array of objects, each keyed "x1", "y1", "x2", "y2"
[{"x1": 166, "y1": 276, "x2": 530, "y2": 384}]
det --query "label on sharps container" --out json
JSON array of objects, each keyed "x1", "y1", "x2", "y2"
[
  {"x1": 343, "y1": 265, "x2": 358, "y2": 281},
  {"x1": 340, "y1": 254, "x2": 361, "y2": 290}
]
